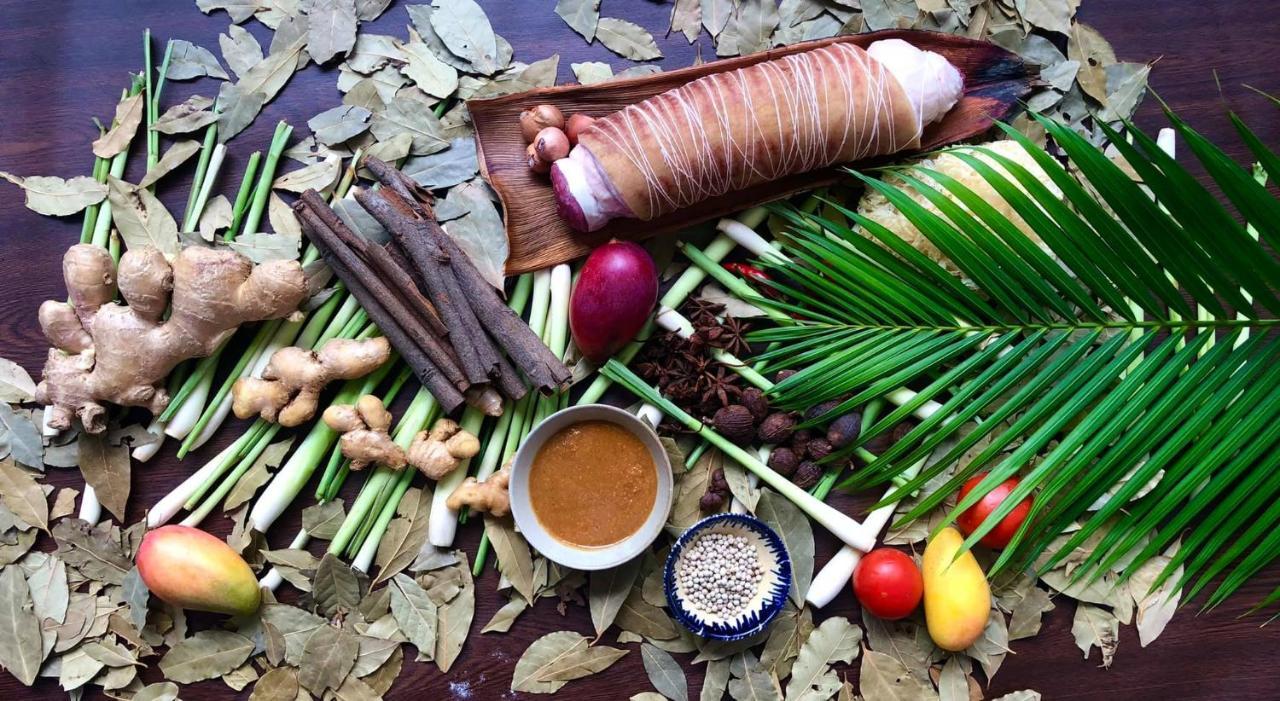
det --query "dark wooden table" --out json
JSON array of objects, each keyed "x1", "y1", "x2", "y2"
[{"x1": 1, "y1": 2, "x2": 1278, "y2": 699}]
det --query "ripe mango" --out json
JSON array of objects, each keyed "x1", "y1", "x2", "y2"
[
  {"x1": 922, "y1": 527, "x2": 991, "y2": 651},
  {"x1": 136, "y1": 525, "x2": 261, "y2": 616}
]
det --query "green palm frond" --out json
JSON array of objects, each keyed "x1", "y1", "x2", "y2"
[{"x1": 746, "y1": 110, "x2": 1280, "y2": 609}]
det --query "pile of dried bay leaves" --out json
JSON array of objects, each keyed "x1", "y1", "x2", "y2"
[{"x1": 0, "y1": 0, "x2": 1169, "y2": 699}]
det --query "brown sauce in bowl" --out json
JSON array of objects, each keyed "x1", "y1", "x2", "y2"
[{"x1": 528, "y1": 420, "x2": 658, "y2": 548}]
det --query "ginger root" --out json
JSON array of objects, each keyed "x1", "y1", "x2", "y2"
[
  {"x1": 446, "y1": 470, "x2": 510, "y2": 518},
  {"x1": 407, "y1": 418, "x2": 481, "y2": 480},
  {"x1": 233, "y1": 337, "x2": 391, "y2": 427},
  {"x1": 323, "y1": 397, "x2": 480, "y2": 478},
  {"x1": 36, "y1": 244, "x2": 307, "y2": 433}
]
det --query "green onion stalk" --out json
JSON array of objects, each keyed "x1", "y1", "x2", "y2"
[{"x1": 602, "y1": 360, "x2": 877, "y2": 552}]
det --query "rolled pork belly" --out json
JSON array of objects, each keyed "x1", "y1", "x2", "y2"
[{"x1": 551, "y1": 38, "x2": 964, "y2": 232}]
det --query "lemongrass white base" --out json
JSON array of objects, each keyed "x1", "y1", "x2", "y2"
[
  {"x1": 131, "y1": 417, "x2": 167, "y2": 462},
  {"x1": 164, "y1": 372, "x2": 211, "y2": 440},
  {"x1": 78, "y1": 485, "x2": 101, "y2": 525},
  {"x1": 148, "y1": 440, "x2": 240, "y2": 526}
]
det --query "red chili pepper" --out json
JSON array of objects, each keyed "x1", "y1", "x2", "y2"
[{"x1": 722, "y1": 262, "x2": 780, "y2": 298}]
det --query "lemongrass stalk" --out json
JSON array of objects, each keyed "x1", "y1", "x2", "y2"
[
  {"x1": 526, "y1": 269, "x2": 553, "y2": 345},
  {"x1": 148, "y1": 437, "x2": 245, "y2": 526},
  {"x1": 182, "y1": 420, "x2": 272, "y2": 509},
  {"x1": 182, "y1": 423, "x2": 283, "y2": 526},
  {"x1": 806, "y1": 455, "x2": 927, "y2": 609},
  {"x1": 576, "y1": 208, "x2": 767, "y2": 405},
  {"x1": 636, "y1": 403, "x2": 663, "y2": 429},
  {"x1": 353, "y1": 465, "x2": 415, "y2": 573},
  {"x1": 260, "y1": 528, "x2": 310, "y2": 591},
  {"x1": 602, "y1": 361, "x2": 876, "y2": 551},
  {"x1": 226, "y1": 151, "x2": 262, "y2": 239},
  {"x1": 465, "y1": 276, "x2": 534, "y2": 489},
  {"x1": 329, "y1": 390, "x2": 438, "y2": 555},
  {"x1": 316, "y1": 363, "x2": 411, "y2": 500},
  {"x1": 143, "y1": 30, "x2": 157, "y2": 171},
  {"x1": 535, "y1": 264, "x2": 572, "y2": 424},
  {"x1": 684, "y1": 440, "x2": 710, "y2": 470},
  {"x1": 177, "y1": 320, "x2": 278, "y2": 457},
  {"x1": 79, "y1": 157, "x2": 109, "y2": 244},
  {"x1": 242, "y1": 122, "x2": 292, "y2": 236},
  {"x1": 108, "y1": 230, "x2": 122, "y2": 264},
  {"x1": 90, "y1": 84, "x2": 139, "y2": 248},
  {"x1": 302, "y1": 286, "x2": 356, "y2": 348},
  {"x1": 132, "y1": 366, "x2": 191, "y2": 462},
  {"x1": 163, "y1": 365, "x2": 212, "y2": 439},
  {"x1": 78, "y1": 487, "x2": 101, "y2": 525},
  {"x1": 181, "y1": 124, "x2": 219, "y2": 227},
  {"x1": 427, "y1": 409, "x2": 487, "y2": 548},
  {"x1": 182, "y1": 144, "x2": 226, "y2": 234},
  {"x1": 150, "y1": 40, "x2": 174, "y2": 167}
]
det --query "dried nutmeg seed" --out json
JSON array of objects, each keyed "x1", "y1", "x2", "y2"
[
  {"x1": 699, "y1": 490, "x2": 726, "y2": 513},
  {"x1": 710, "y1": 467, "x2": 729, "y2": 493},
  {"x1": 805, "y1": 399, "x2": 842, "y2": 423},
  {"x1": 806, "y1": 437, "x2": 833, "y2": 461},
  {"x1": 767, "y1": 446, "x2": 800, "y2": 476},
  {"x1": 757, "y1": 412, "x2": 795, "y2": 444},
  {"x1": 827, "y1": 412, "x2": 862, "y2": 449},
  {"x1": 520, "y1": 104, "x2": 565, "y2": 143},
  {"x1": 890, "y1": 420, "x2": 917, "y2": 444},
  {"x1": 789, "y1": 428, "x2": 813, "y2": 457},
  {"x1": 774, "y1": 369, "x2": 798, "y2": 383},
  {"x1": 565, "y1": 112, "x2": 596, "y2": 145},
  {"x1": 534, "y1": 127, "x2": 571, "y2": 162},
  {"x1": 713, "y1": 405, "x2": 756, "y2": 445},
  {"x1": 792, "y1": 461, "x2": 823, "y2": 489},
  {"x1": 741, "y1": 387, "x2": 770, "y2": 421},
  {"x1": 526, "y1": 143, "x2": 550, "y2": 174}
]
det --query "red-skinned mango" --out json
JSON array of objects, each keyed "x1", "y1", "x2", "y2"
[{"x1": 137, "y1": 525, "x2": 261, "y2": 616}]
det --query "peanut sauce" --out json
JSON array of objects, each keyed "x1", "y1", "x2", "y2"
[{"x1": 529, "y1": 420, "x2": 657, "y2": 548}]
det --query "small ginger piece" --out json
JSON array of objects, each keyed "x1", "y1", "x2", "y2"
[
  {"x1": 446, "y1": 470, "x2": 510, "y2": 518},
  {"x1": 406, "y1": 418, "x2": 481, "y2": 480},
  {"x1": 36, "y1": 244, "x2": 307, "y2": 433},
  {"x1": 233, "y1": 336, "x2": 391, "y2": 427},
  {"x1": 322, "y1": 395, "x2": 405, "y2": 471}
]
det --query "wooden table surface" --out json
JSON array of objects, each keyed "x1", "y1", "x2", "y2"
[{"x1": 1, "y1": 1, "x2": 1278, "y2": 699}]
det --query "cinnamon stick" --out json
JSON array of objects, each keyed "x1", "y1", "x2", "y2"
[
  {"x1": 363, "y1": 158, "x2": 571, "y2": 393},
  {"x1": 295, "y1": 195, "x2": 467, "y2": 412}
]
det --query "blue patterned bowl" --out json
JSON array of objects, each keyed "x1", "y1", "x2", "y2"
[{"x1": 664, "y1": 513, "x2": 791, "y2": 641}]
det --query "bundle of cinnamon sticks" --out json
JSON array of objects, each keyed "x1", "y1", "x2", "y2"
[{"x1": 294, "y1": 156, "x2": 570, "y2": 415}]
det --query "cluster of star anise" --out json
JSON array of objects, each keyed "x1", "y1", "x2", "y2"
[{"x1": 634, "y1": 299, "x2": 754, "y2": 420}]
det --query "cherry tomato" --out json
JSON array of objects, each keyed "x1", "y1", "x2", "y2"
[
  {"x1": 956, "y1": 473, "x2": 1033, "y2": 549},
  {"x1": 853, "y1": 548, "x2": 923, "y2": 620}
]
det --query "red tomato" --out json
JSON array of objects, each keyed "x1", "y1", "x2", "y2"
[
  {"x1": 853, "y1": 548, "x2": 923, "y2": 620},
  {"x1": 956, "y1": 473, "x2": 1033, "y2": 549}
]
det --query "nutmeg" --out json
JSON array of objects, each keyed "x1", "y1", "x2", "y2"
[
  {"x1": 774, "y1": 369, "x2": 798, "y2": 383},
  {"x1": 767, "y1": 447, "x2": 799, "y2": 476},
  {"x1": 792, "y1": 461, "x2": 823, "y2": 489},
  {"x1": 890, "y1": 420, "x2": 916, "y2": 444},
  {"x1": 741, "y1": 387, "x2": 770, "y2": 421},
  {"x1": 710, "y1": 467, "x2": 729, "y2": 493},
  {"x1": 534, "y1": 127, "x2": 570, "y2": 162},
  {"x1": 712, "y1": 405, "x2": 755, "y2": 445},
  {"x1": 805, "y1": 400, "x2": 842, "y2": 423},
  {"x1": 789, "y1": 428, "x2": 813, "y2": 457},
  {"x1": 757, "y1": 412, "x2": 795, "y2": 444},
  {"x1": 826, "y1": 412, "x2": 862, "y2": 449},
  {"x1": 699, "y1": 490, "x2": 726, "y2": 513},
  {"x1": 565, "y1": 113, "x2": 596, "y2": 145},
  {"x1": 519, "y1": 104, "x2": 564, "y2": 143},
  {"x1": 806, "y1": 437, "x2": 833, "y2": 461},
  {"x1": 526, "y1": 143, "x2": 550, "y2": 174}
]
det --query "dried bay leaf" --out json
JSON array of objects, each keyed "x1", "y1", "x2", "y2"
[
  {"x1": 701, "y1": 658, "x2": 730, "y2": 701},
  {"x1": 597, "y1": 17, "x2": 662, "y2": 61},
  {"x1": 0, "y1": 565, "x2": 42, "y2": 685},
  {"x1": 224, "y1": 437, "x2": 293, "y2": 511},
  {"x1": 403, "y1": 137, "x2": 478, "y2": 190},
  {"x1": 539, "y1": 642, "x2": 628, "y2": 682},
  {"x1": 859, "y1": 649, "x2": 937, "y2": 700},
  {"x1": 1008, "y1": 584, "x2": 1055, "y2": 641},
  {"x1": 371, "y1": 92, "x2": 448, "y2": 155},
  {"x1": 362, "y1": 131, "x2": 413, "y2": 166},
  {"x1": 93, "y1": 93, "x2": 146, "y2": 158},
  {"x1": 346, "y1": 33, "x2": 403, "y2": 74},
  {"x1": 0, "y1": 406, "x2": 40, "y2": 471},
  {"x1": 720, "y1": 454, "x2": 759, "y2": 513},
  {"x1": 139, "y1": 140, "x2": 201, "y2": 189},
  {"x1": 309, "y1": 105, "x2": 373, "y2": 146},
  {"x1": 1023, "y1": 0, "x2": 1079, "y2": 35},
  {"x1": 861, "y1": 610, "x2": 933, "y2": 682},
  {"x1": 756, "y1": 490, "x2": 813, "y2": 605},
  {"x1": 616, "y1": 584, "x2": 679, "y2": 641},
  {"x1": 121, "y1": 565, "x2": 148, "y2": 631},
  {"x1": 373, "y1": 487, "x2": 432, "y2": 587},
  {"x1": 274, "y1": 154, "x2": 341, "y2": 194},
  {"x1": 482, "y1": 594, "x2": 527, "y2": 633},
  {"x1": 262, "y1": 603, "x2": 327, "y2": 665},
  {"x1": 0, "y1": 172, "x2": 107, "y2": 217},
  {"x1": 298, "y1": 624, "x2": 359, "y2": 693},
  {"x1": 430, "y1": 0, "x2": 500, "y2": 75},
  {"x1": 862, "y1": 0, "x2": 920, "y2": 31},
  {"x1": 389, "y1": 573, "x2": 437, "y2": 661},
  {"x1": 356, "y1": 0, "x2": 391, "y2": 20},
  {"x1": 59, "y1": 644, "x2": 106, "y2": 690},
  {"x1": 572, "y1": 61, "x2": 614, "y2": 85},
  {"x1": 758, "y1": 602, "x2": 812, "y2": 680},
  {"x1": 589, "y1": 555, "x2": 642, "y2": 638},
  {"x1": 153, "y1": 95, "x2": 217, "y2": 134},
  {"x1": 1098, "y1": 62, "x2": 1150, "y2": 122},
  {"x1": 671, "y1": 0, "x2": 702, "y2": 43},
  {"x1": 24, "y1": 554, "x2": 69, "y2": 625},
  {"x1": 250, "y1": 666, "x2": 300, "y2": 701},
  {"x1": 134, "y1": 681, "x2": 180, "y2": 701},
  {"x1": 303, "y1": 499, "x2": 346, "y2": 540},
  {"x1": 231, "y1": 230, "x2": 302, "y2": 263},
  {"x1": 313, "y1": 553, "x2": 362, "y2": 617},
  {"x1": 0, "y1": 358, "x2": 35, "y2": 404},
  {"x1": 726, "y1": 650, "x2": 781, "y2": 701},
  {"x1": 159, "y1": 629, "x2": 253, "y2": 683},
  {"x1": 222, "y1": 661, "x2": 259, "y2": 691},
  {"x1": 196, "y1": 0, "x2": 258, "y2": 23},
  {"x1": 936, "y1": 656, "x2": 970, "y2": 701},
  {"x1": 166, "y1": 40, "x2": 229, "y2": 80},
  {"x1": 1071, "y1": 602, "x2": 1119, "y2": 668},
  {"x1": 307, "y1": 0, "x2": 359, "y2": 65},
  {"x1": 433, "y1": 553, "x2": 474, "y2": 673},
  {"x1": 641, "y1": 643, "x2": 688, "y2": 701},
  {"x1": 511, "y1": 630, "x2": 587, "y2": 694},
  {"x1": 964, "y1": 607, "x2": 1011, "y2": 679},
  {"x1": 1068, "y1": 23, "x2": 1116, "y2": 105},
  {"x1": 398, "y1": 30, "x2": 459, "y2": 99},
  {"x1": 82, "y1": 638, "x2": 139, "y2": 668},
  {"x1": 719, "y1": 0, "x2": 779, "y2": 56},
  {"x1": 485, "y1": 517, "x2": 535, "y2": 603},
  {"x1": 702, "y1": 0, "x2": 735, "y2": 37},
  {"x1": 107, "y1": 177, "x2": 181, "y2": 261},
  {"x1": 49, "y1": 488, "x2": 77, "y2": 521},
  {"x1": 556, "y1": 0, "x2": 601, "y2": 42},
  {"x1": 220, "y1": 24, "x2": 264, "y2": 79},
  {"x1": 0, "y1": 460, "x2": 47, "y2": 532},
  {"x1": 352, "y1": 634, "x2": 399, "y2": 677},
  {"x1": 785, "y1": 616, "x2": 861, "y2": 700}
]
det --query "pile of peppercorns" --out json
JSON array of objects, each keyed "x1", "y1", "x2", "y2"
[{"x1": 634, "y1": 298, "x2": 864, "y2": 511}]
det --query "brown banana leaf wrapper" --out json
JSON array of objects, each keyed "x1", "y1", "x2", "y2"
[{"x1": 468, "y1": 29, "x2": 1032, "y2": 274}]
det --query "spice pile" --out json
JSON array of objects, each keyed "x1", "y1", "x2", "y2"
[{"x1": 676, "y1": 531, "x2": 766, "y2": 619}]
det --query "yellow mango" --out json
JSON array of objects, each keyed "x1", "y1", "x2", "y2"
[
  {"x1": 137, "y1": 525, "x2": 261, "y2": 616},
  {"x1": 922, "y1": 527, "x2": 991, "y2": 651}
]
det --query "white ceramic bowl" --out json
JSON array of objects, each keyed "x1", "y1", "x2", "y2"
[{"x1": 510, "y1": 404, "x2": 673, "y2": 571}]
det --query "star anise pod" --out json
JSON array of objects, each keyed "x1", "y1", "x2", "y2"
[
  {"x1": 714, "y1": 316, "x2": 753, "y2": 357},
  {"x1": 699, "y1": 365, "x2": 744, "y2": 410},
  {"x1": 684, "y1": 298, "x2": 725, "y2": 328}
]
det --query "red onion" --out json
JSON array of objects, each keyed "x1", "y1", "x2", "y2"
[{"x1": 570, "y1": 241, "x2": 658, "y2": 363}]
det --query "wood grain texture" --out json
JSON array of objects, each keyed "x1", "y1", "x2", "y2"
[
  {"x1": 0, "y1": 1, "x2": 1278, "y2": 699},
  {"x1": 471, "y1": 30, "x2": 1030, "y2": 272}
]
